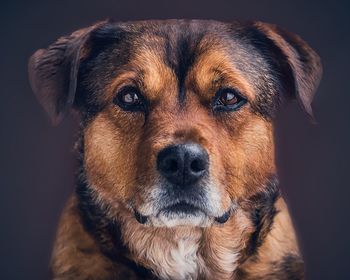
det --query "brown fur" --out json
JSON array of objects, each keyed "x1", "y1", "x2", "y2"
[{"x1": 29, "y1": 19, "x2": 322, "y2": 279}]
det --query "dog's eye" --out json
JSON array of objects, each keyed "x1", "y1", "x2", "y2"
[
  {"x1": 114, "y1": 87, "x2": 146, "y2": 112},
  {"x1": 213, "y1": 88, "x2": 246, "y2": 112}
]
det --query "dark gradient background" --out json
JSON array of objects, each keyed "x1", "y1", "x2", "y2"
[{"x1": 1, "y1": 0, "x2": 349, "y2": 279}]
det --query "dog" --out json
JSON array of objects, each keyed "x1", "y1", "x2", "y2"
[{"x1": 28, "y1": 19, "x2": 322, "y2": 280}]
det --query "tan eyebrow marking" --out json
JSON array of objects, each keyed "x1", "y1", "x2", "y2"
[
  {"x1": 189, "y1": 49, "x2": 256, "y2": 102},
  {"x1": 107, "y1": 49, "x2": 178, "y2": 104}
]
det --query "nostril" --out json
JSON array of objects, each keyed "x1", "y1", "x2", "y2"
[{"x1": 190, "y1": 159, "x2": 205, "y2": 173}]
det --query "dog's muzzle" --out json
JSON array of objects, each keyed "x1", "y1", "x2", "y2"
[{"x1": 133, "y1": 143, "x2": 234, "y2": 226}]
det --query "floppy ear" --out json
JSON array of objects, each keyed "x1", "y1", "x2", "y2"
[
  {"x1": 252, "y1": 22, "x2": 322, "y2": 119},
  {"x1": 28, "y1": 21, "x2": 108, "y2": 125}
]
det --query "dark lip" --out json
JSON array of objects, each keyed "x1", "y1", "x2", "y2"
[
  {"x1": 134, "y1": 203, "x2": 235, "y2": 225},
  {"x1": 159, "y1": 202, "x2": 204, "y2": 215},
  {"x1": 159, "y1": 202, "x2": 234, "y2": 224}
]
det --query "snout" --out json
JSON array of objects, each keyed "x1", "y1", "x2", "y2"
[
  {"x1": 134, "y1": 143, "x2": 233, "y2": 227},
  {"x1": 157, "y1": 143, "x2": 209, "y2": 187}
]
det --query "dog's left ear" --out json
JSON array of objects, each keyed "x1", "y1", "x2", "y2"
[
  {"x1": 252, "y1": 22, "x2": 322, "y2": 119},
  {"x1": 28, "y1": 21, "x2": 109, "y2": 125}
]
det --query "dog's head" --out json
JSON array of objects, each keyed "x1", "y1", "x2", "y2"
[{"x1": 29, "y1": 20, "x2": 321, "y2": 227}]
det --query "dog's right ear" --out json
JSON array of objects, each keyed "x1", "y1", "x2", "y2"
[{"x1": 28, "y1": 20, "x2": 112, "y2": 125}]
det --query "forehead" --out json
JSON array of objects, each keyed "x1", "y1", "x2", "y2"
[
  {"x1": 127, "y1": 22, "x2": 258, "y2": 100},
  {"x1": 81, "y1": 20, "x2": 279, "y2": 113}
]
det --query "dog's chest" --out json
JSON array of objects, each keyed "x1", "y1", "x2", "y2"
[
  {"x1": 166, "y1": 237, "x2": 202, "y2": 279},
  {"x1": 143, "y1": 236, "x2": 204, "y2": 279},
  {"x1": 130, "y1": 233, "x2": 239, "y2": 280}
]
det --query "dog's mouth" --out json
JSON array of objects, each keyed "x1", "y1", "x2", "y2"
[
  {"x1": 160, "y1": 201, "x2": 202, "y2": 215},
  {"x1": 134, "y1": 201, "x2": 233, "y2": 226}
]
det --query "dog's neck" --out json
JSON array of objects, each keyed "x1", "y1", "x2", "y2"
[
  {"x1": 76, "y1": 163, "x2": 280, "y2": 279},
  {"x1": 114, "y1": 207, "x2": 256, "y2": 279}
]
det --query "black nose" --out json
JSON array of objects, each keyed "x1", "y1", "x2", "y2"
[{"x1": 157, "y1": 143, "x2": 209, "y2": 186}]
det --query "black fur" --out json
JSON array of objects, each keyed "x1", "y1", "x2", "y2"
[
  {"x1": 276, "y1": 254, "x2": 304, "y2": 280},
  {"x1": 75, "y1": 23, "x2": 131, "y2": 123},
  {"x1": 240, "y1": 177, "x2": 281, "y2": 262},
  {"x1": 163, "y1": 26, "x2": 203, "y2": 105}
]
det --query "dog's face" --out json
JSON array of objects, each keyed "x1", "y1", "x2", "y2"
[{"x1": 29, "y1": 20, "x2": 321, "y2": 227}]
